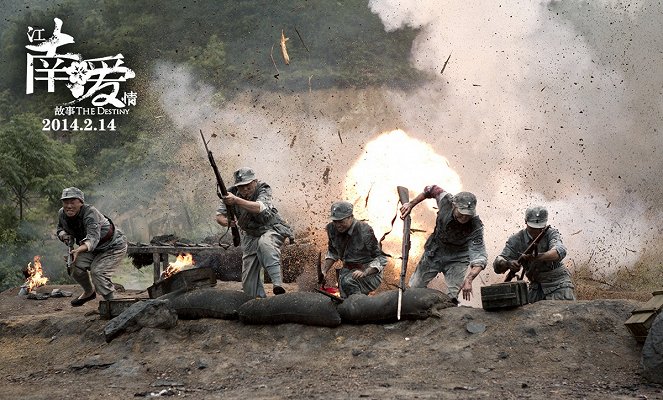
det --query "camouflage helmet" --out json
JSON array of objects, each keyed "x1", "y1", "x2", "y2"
[{"x1": 60, "y1": 187, "x2": 84, "y2": 202}]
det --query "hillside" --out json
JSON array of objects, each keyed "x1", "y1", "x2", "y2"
[{"x1": 1, "y1": 283, "x2": 662, "y2": 399}]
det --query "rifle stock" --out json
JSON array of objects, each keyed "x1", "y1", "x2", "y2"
[
  {"x1": 504, "y1": 225, "x2": 551, "y2": 282},
  {"x1": 396, "y1": 186, "x2": 411, "y2": 320},
  {"x1": 200, "y1": 130, "x2": 241, "y2": 247}
]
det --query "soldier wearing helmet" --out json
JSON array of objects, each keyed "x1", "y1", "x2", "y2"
[
  {"x1": 400, "y1": 186, "x2": 487, "y2": 304},
  {"x1": 215, "y1": 167, "x2": 293, "y2": 298},
  {"x1": 321, "y1": 201, "x2": 386, "y2": 297},
  {"x1": 56, "y1": 187, "x2": 127, "y2": 306},
  {"x1": 493, "y1": 206, "x2": 575, "y2": 303}
]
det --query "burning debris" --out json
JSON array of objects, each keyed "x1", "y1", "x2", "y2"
[
  {"x1": 160, "y1": 253, "x2": 194, "y2": 280},
  {"x1": 19, "y1": 256, "x2": 48, "y2": 295}
]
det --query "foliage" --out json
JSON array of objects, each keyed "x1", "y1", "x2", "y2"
[{"x1": 0, "y1": 113, "x2": 78, "y2": 220}]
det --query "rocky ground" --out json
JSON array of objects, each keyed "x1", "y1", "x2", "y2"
[{"x1": 1, "y1": 282, "x2": 662, "y2": 400}]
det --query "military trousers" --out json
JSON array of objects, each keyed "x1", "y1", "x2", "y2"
[
  {"x1": 70, "y1": 239, "x2": 127, "y2": 300},
  {"x1": 241, "y1": 229, "x2": 286, "y2": 298}
]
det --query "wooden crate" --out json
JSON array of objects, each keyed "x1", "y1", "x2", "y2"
[
  {"x1": 624, "y1": 290, "x2": 663, "y2": 342},
  {"x1": 98, "y1": 298, "x2": 143, "y2": 320},
  {"x1": 147, "y1": 267, "x2": 216, "y2": 299},
  {"x1": 481, "y1": 281, "x2": 529, "y2": 311}
]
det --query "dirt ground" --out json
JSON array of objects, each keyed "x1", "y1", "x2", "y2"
[{"x1": 1, "y1": 282, "x2": 662, "y2": 400}]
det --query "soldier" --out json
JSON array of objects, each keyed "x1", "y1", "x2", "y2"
[
  {"x1": 400, "y1": 186, "x2": 487, "y2": 303},
  {"x1": 321, "y1": 201, "x2": 386, "y2": 297},
  {"x1": 215, "y1": 167, "x2": 293, "y2": 298},
  {"x1": 56, "y1": 187, "x2": 127, "y2": 306},
  {"x1": 493, "y1": 206, "x2": 575, "y2": 303}
]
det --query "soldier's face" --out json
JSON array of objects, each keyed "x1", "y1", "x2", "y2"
[
  {"x1": 62, "y1": 198, "x2": 83, "y2": 217},
  {"x1": 332, "y1": 216, "x2": 353, "y2": 233},
  {"x1": 452, "y1": 207, "x2": 472, "y2": 224},
  {"x1": 236, "y1": 180, "x2": 257, "y2": 199},
  {"x1": 526, "y1": 225, "x2": 544, "y2": 237}
]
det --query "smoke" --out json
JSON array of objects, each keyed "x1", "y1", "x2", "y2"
[
  {"x1": 366, "y1": 0, "x2": 663, "y2": 278},
  {"x1": 142, "y1": 1, "x2": 662, "y2": 303}
]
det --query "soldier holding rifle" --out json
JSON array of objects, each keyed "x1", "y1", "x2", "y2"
[
  {"x1": 400, "y1": 186, "x2": 487, "y2": 304},
  {"x1": 493, "y1": 206, "x2": 575, "y2": 303},
  {"x1": 215, "y1": 167, "x2": 294, "y2": 298},
  {"x1": 56, "y1": 187, "x2": 127, "y2": 306}
]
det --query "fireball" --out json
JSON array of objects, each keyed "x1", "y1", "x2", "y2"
[{"x1": 343, "y1": 129, "x2": 462, "y2": 270}]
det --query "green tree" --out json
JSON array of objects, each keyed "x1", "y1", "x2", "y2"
[{"x1": 0, "y1": 113, "x2": 78, "y2": 221}]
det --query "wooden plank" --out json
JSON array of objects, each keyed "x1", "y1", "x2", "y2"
[{"x1": 153, "y1": 252, "x2": 160, "y2": 283}]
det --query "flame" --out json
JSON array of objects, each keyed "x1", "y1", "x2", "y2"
[
  {"x1": 24, "y1": 255, "x2": 48, "y2": 291},
  {"x1": 343, "y1": 129, "x2": 462, "y2": 271},
  {"x1": 161, "y1": 253, "x2": 194, "y2": 280}
]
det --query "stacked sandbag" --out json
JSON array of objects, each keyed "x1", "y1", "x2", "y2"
[
  {"x1": 338, "y1": 288, "x2": 454, "y2": 324},
  {"x1": 238, "y1": 292, "x2": 341, "y2": 327},
  {"x1": 162, "y1": 288, "x2": 254, "y2": 320},
  {"x1": 642, "y1": 312, "x2": 663, "y2": 384}
]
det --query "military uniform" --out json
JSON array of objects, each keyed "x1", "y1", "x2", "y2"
[
  {"x1": 325, "y1": 202, "x2": 386, "y2": 297},
  {"x1": 408, "y1": 186, "x2": 488, "y2": 298},
  {"x1": 493, "y1": 206, "x2": 575, "y2": 303},
  {"x1": 56, "y1": 187, "x2": 127, "y2": 301},
  {"x1": 216, "y1": 168, "x2": 293, "y2": 298}
]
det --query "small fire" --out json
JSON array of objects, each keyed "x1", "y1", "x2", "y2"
[
  {"x1": 24, "y1": 255, "x2": 48, "y2": 291},
  {"x1": 161, "y1": 253, "x2": 194, "y2": 280}
]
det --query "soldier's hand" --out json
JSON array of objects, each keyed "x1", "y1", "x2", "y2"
[
  {"x1": 223, "y1": 192, "x2": 241, "y2": 206},
  {"x1": 507, "y1": 260, "x2": 521, "y2": 273},
  {"x1": 460, "y1": 278, "x2": 473, "y2": 301},
  {"x1": 58, "y1": 231, "x2": 72, "y2": 244},
  {"x1": 399, "y1": 202, "x2": 413, "y2": 219},
  {"x1": 351, "y1": 270, "x2": 365, "y2": 280}
]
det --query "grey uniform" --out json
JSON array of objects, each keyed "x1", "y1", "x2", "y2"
[
  {"x1": 326, "y1": 219, "x2": 386, "y2": 297},
  {"x1": 56, "y1": 204, "x2": 127, "y2": 299},
  {"x1": 408, "y1": 188, "x2": 487, "y2": 298},
  {"x1": 493, "y1": 227, "x2": 575, "y2": 303},
  {"x1": 217, "y1": 181, "x2": 293, "y2": 298}
]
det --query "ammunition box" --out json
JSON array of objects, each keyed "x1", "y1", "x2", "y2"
[
  {"x1": 625, "y1": 290, "x2": 663, "y2": 342},
  {"x1": 481, "y1": 281, "x2": 529, "y2": 311}
]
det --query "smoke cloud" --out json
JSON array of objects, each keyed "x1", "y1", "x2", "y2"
[{"x1": 134, "y1": 1, "x2": 662, "y2": 302}]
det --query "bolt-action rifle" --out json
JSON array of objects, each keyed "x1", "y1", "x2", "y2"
[
  {"x1": 200, "y1": 130, "x2": 241, "y2": 247},
  {"x1": 396, "y1": 186, "x2": 411, "y2": 320},
  {"x1": 66, "y1": 237, "x2": 74, "y2": 275},
  {"x1": 504, "y1": 225, "x2": 551, "y2": 282}
]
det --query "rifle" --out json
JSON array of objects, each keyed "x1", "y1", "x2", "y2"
[
  {"x1": 200, "y1": 130, "x2": 241, "y2": 247},
  {"x1": 504, "y1": 225, "x2": 551, "y2": 282},
  {"x1": 396, "y1": 186, "x2": 412, "y2": 320},
  {"x1": 65, "y1": 237, "x2": 73, "y2": 275}
]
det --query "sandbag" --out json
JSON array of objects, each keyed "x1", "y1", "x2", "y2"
[
  {"x1": 400, "y1": 287, "x2": 455, "y2": 319},
  {"x1": 162, "y1": 288, "x2": 254, "y2": 320},
  {"x1": 238, "y1": 292, "x2": 341, "y2": 327},
  {"x1": 642, "y1": 312, "x2": 663, "y2": 384},
  {"x1": 338, "y1": 288, "x2": 454, "y2": 324}
]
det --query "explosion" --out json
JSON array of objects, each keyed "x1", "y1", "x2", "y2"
[{"x1": 343, "y1": 129, "x2": 463, "y2": 271}]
